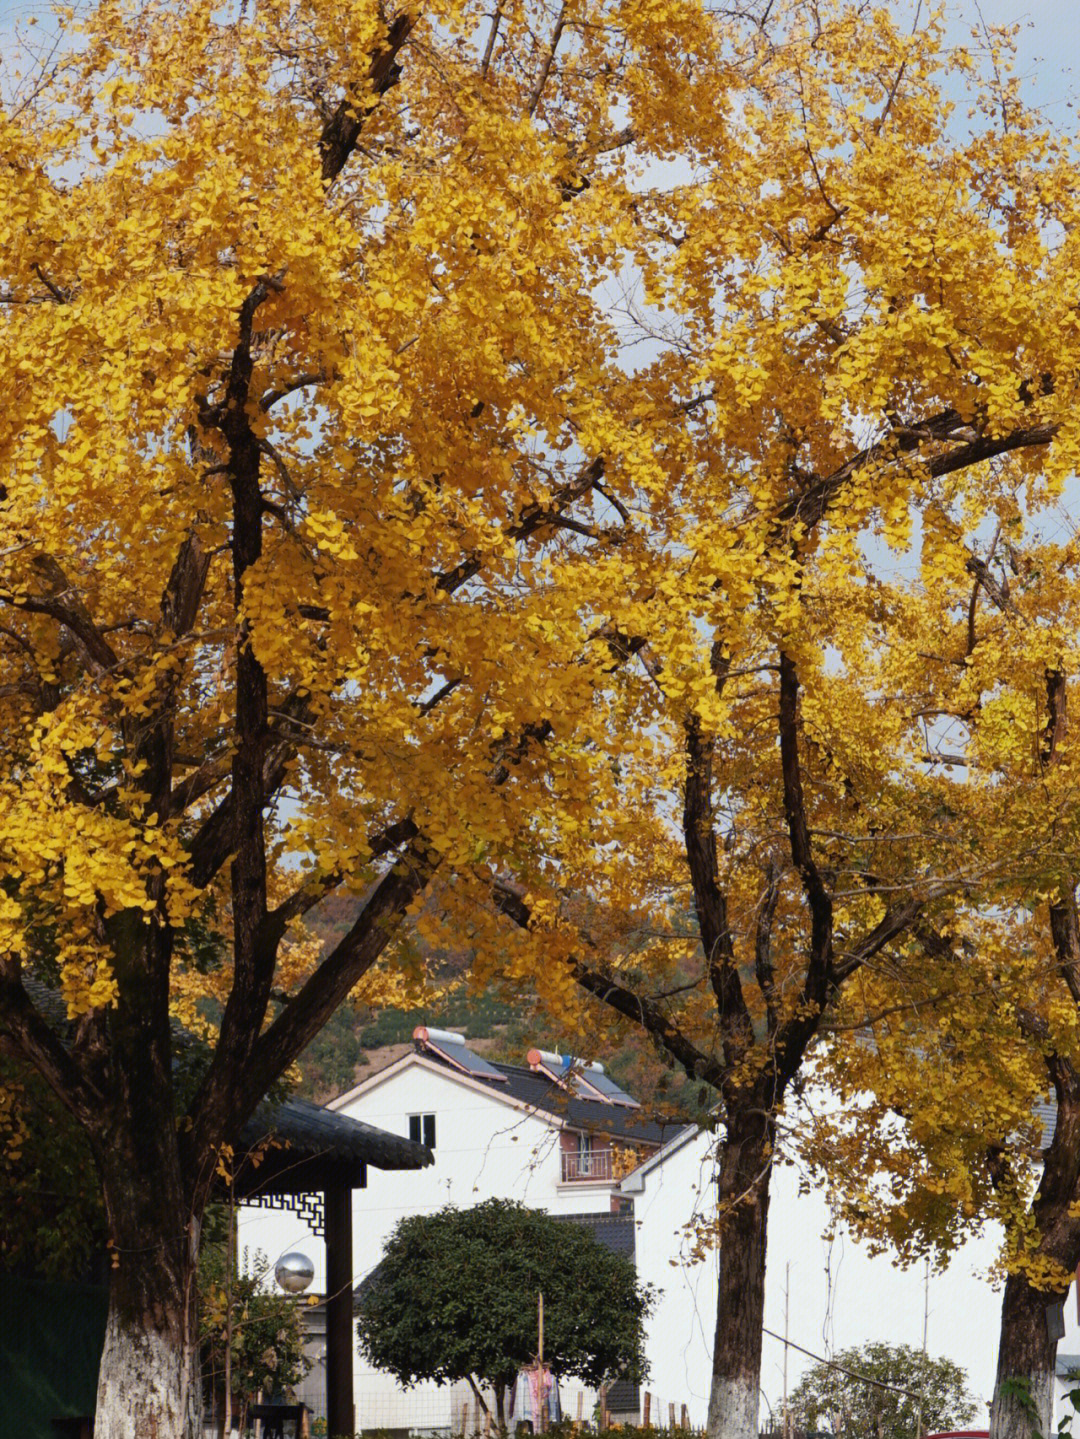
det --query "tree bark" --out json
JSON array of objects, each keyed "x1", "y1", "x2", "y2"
[
  {"x1": 991, "y1": 967, "x2": 1080, "y2": 1439},
  {"x1": 94, "y1": 1196, "x2": 201, "y2": 1439},
  {"x1": 707, "y1": 1113, "x2": 771, "y2": 1439},
  {"x1": 989, "y1": 1271, "x2": 1060, "y2": 1439}
]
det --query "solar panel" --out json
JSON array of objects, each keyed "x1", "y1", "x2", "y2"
[
  {"x1": 440, "y1": 1041, "x2": 508, "y2": 1082},
  {"x1": 581, "y1": 1070, "x2": 640, "y2": 1107},
  {"x1": 415, "y1": 1026, "x2": 508, "y2": 1082}
]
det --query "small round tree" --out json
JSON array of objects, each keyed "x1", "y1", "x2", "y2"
[
  {"x1": 788, "y1": 1342, "x2": 978, "y2": 1439},
  {"x1": 355, "y1": 1199, "x2": 654, "y2": 1425}
]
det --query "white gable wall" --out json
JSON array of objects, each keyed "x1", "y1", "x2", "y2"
[
  {"x1": 336, "y1": 1058, "x2": 620, "y2": 1279},
  {"x1": 620, "y1": 1128, "x2": 720, "y2": 1429}
]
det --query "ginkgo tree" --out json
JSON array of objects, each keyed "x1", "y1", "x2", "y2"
[
  {"x1": 0, "y1": 0, "x2": 724, "y2": 1433},
  {"x1": 799, "y1": 535, "x2": 1080, "y2": 1439},
  {"x1": 468, "y1": 9, "x2": 1080, "y2": 1439},
  {"x1": 3, "y1": 3, "x2": 1080, "y2": 1439}
]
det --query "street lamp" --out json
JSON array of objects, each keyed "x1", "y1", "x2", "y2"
[{"x1": 257, "y1": 1254, "x2": 317, "y2": 1438}]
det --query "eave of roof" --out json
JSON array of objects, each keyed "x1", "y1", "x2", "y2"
[{"x1": 236, "y1": 1097, "x2": 432, "y2": 1196}]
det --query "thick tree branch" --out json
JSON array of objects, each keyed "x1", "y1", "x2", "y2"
[
  {"x1": 492, "y1": 877, "x2": 724, "y2": 1087},
  {"x1": 1049, "y1": 892, "x2": 1080, "y2": 1012},
  {"x1": 682, "y1": 714, "x2": 752, "y2": 1061},
  {"x1": 778, "y1": 651, "x2": 833, "y2": 959},
  {"x1": 783, "y1": 417, "x2": 1058, "y2": 535},
  {"x1": 319, "y1": 12, "x2": 416, "y2": 182},
  {"x1": 0, "y1": 968, "x2": 103, "y2": 1126},
  {"x1": 5, "y1": 555, "x2": 119, "y2": 675},
  {"x1": 754, "y1": 861, "x2": 781, "y2": 1026},
  {"x1": 263, "y1": 816, "x2": 421, "y2": 931},
  {"x1": 219, "y1": 836, "x2": 439, "y2": 1131}
]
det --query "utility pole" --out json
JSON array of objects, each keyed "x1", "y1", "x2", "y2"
[{"x1": 783, "y1": 1263, "x2": 791, "y2": 1439}]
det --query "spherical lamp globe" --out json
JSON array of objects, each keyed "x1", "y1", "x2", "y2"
[{"x1": 274, "y1": 1252, "x2": 315, "y2": 1295}]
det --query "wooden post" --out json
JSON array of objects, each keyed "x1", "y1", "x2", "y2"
[
  {"x1": 643, "y1": 1393, "x2": 651, "y2": 1428},
  {"x1": 681, "y1": 1405, "x2": 689, "y2": 1429},
  {"x1": 668, "y1": 1403, "x2": 676, "y2": 1431},
  {"x1": 463, "y1": 1401, "x2": 470, "y2": 1436},
  {"x1": 325, "y1": 1182, "x2": 355, "y2": 1439},
  {"x1": 576, "y1": 1392, "x2": 584, "y2": 1430}
]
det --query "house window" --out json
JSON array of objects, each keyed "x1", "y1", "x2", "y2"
[{"x1": 409, "y1": 1113, "x2": 436, "y2": 1149}]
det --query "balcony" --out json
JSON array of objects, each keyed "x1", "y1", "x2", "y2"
[{"x1": 560, "y1": 1147, "x2": 614, "y2": 1183}]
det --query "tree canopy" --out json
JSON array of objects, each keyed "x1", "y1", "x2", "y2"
[
  {"x1": 355, "y1": 1200, "x2": 652, "y2": 1410},
  {"x1": 788, "y1": 1343, "x2": 978, "y2": 1439}
]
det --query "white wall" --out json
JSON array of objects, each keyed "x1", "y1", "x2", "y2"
[
  {"x1": 621, "y1": 1131, "x2": 720, "y2": 1429},
  {"x1": 625, "y1": 1127, "x2": 1009, "y2": 1431},
  {"x1": 239, "y1": 1058, "x2": 616, "y2": 1291},
  {"x1": 242, "y1": 1062, "x2": 1065, "y2": 1435},
  {"x1": 762, "y1": 1156, "x2": 1004, "y2": 1428},
  {"x1": 239, "y1": 1056, "x2": 617, "y2": 1430}
]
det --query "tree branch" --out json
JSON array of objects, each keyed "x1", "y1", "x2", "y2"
[
  {"x1": 220, "y1": 836, "x2": 439, "y2": 1128},
  {"x1": 778, "y1": 650, "x2": 832, "y2": 957},
  {"x1": 0, "y1": 968, "x2": 103, "y2": 1126},
  {"x1": 319, "y1": 12, "x2": 415, "y2": 183},
  {"x1": 682, "y1": 714, "x2": 752, "y2": 1062}
]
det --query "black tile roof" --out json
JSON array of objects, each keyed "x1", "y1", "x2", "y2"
[
  {"x1": 553, "y1": 1209, "x2": 636, "y2": 1260},
  {"x1": 237, "y1": 1097, "x2": 432, "y2": 1196},
  {"x1": 420, "y1": 1045, "x2": 674, "y2": 1146},
  {"x1": 492, "y1": 1060, "x2": 674, "y2": 1144},
  {"x1": 553, "y1": 1211, "x2": 639, "y2": 1414}
]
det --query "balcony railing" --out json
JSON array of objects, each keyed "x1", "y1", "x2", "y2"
[{"x1": 561, "y1": 1147, "x2": 614, "y2": 1183}]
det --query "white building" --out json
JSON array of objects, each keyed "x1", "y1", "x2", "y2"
[
  {"x1": 622, "y1": 1123, "x2": 1007, "y2": 1429},
  {"x1": 622, "y1": 1100, "x2": 1080, "y2": 1433},
  {"x1": 242, "y1": 1031, "x2": 1080, "y2": 1433},
  {"x1": 240, "y1": 1028, "x2": 674, "y2": 1430}
]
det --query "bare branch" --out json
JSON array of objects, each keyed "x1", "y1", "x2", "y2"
[{"x1": 527, "y1": 3, "x2": 567, "y2": 117}]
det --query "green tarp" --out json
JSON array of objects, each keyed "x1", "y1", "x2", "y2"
[{"x1": 0, "y1": 1277, "x2": 107, "y2": 1438}]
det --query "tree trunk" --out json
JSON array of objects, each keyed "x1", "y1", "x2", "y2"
[
  {"x1": 706, "y1": 1117, "x2": 771, "y2": 1439},
  {"x1": 94, "y1": 1166, "x2": 202, "y2": 1439},
  {"x1": 989, "y1": 1270, "x2": 1060, "y2": 1439},
  {"x1": 990, "y1": 1047, "x2": 1080, "y2": 1439}
]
